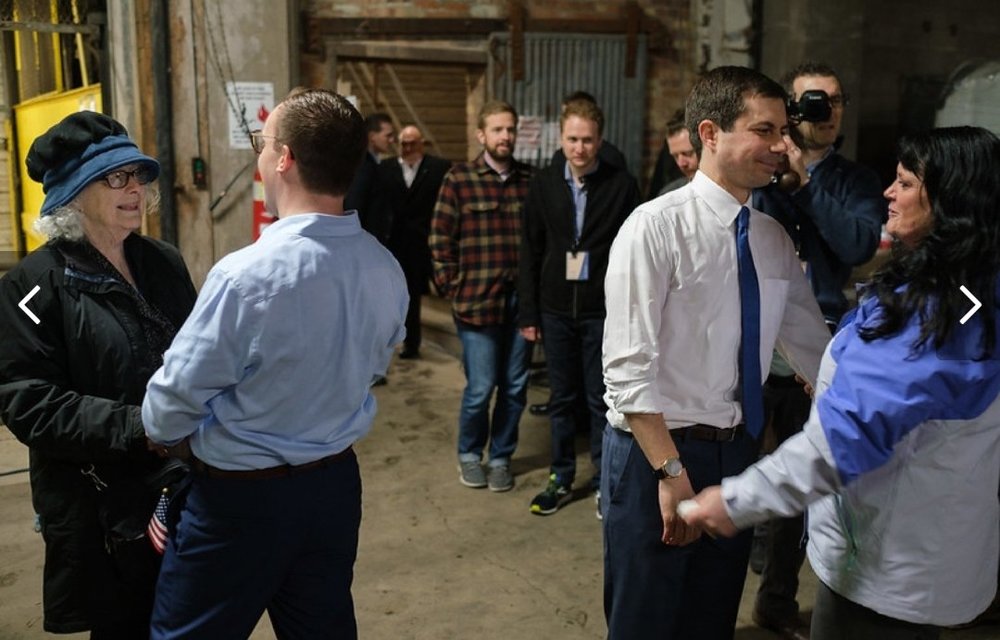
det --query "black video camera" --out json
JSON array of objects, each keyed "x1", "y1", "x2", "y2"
[{"x1": 786, "y1": 89, "x2": 832, "y2": 125}]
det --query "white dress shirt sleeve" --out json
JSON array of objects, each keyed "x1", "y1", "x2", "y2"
[
  {"x1": 602, "y1": 209, "x2": 672, "y2": 425},
  {"x1": 774, "y1": 258, "x2": 830, "y2": 386}
]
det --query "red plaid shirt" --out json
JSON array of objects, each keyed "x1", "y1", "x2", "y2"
[{"x1": 430, "y1": 154, "x2": 534, "y2": 326}]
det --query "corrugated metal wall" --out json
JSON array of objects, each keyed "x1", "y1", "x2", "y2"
[{"x1": 488, "y1": 33, "x2": 647, "y2": 171}]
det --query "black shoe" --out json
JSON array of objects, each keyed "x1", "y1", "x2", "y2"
[
  {"x1": 529, "y1": 474, "x2": 572, "y2": 515},
  {"x1": 399, "y1": 346, "x2": 420, "y2": 360},
  {"x1": 529, "y1": 403, "x2": 550, "y2": 416}
]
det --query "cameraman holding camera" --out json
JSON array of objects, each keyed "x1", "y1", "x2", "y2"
[{"x1": 750, "y1": 61, "x2": 885, "y2": 640}]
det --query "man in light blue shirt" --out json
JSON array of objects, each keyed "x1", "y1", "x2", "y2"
[{"x1": 142, "y1": 89, "x2": 407, "y2": 639}]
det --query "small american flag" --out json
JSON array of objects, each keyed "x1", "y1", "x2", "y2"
[{"x1": 147, "y1": 488, "x2": 169, "y2": 555}]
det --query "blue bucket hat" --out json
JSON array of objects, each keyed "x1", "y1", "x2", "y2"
[{"x1": 26, "y1": 111, "x2": 160, "y2": 216}]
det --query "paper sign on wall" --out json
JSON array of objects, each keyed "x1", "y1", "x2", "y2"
[{"x1": 226, "y1": 81, "x2": 275, "y2": 149}]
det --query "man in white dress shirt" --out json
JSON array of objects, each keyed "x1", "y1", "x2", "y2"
[{"x1": 600, "y1": 65, "x2": 830, "y2": 639}]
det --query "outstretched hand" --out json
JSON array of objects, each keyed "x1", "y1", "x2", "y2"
[{"x1": 677, "y1": 485, "x2": 739, "y2": 538}]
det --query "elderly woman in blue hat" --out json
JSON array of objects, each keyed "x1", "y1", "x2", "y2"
[{"x1": 0, "y1": 111, "x2": 197, "y2": 637}]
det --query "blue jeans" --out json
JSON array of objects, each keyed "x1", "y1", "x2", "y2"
[
  {"x1": 541, "y1": 312, "x2": 606, "y2": 489},
  {"x1": 455, "y1": 313, "x2": 531, "y2": 467}
]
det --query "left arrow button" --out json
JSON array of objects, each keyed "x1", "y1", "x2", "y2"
[{"x1": 18, "y1": 285, "x2": 41, "y2": 325}]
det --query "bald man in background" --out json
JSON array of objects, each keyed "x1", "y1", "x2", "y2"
[{"x1": 376, "y1": 125, "x2": 452, "y2": 359}]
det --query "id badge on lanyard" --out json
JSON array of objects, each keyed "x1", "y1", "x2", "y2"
[{"x1": 566, "y1": 250, "x2": 589, "y2": 281}]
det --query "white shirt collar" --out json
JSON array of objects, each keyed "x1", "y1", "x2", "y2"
[
  {"x1": 690, "y1": 170, "x2": 752, "y2": 228},
  {"x1": 397, "y1": 155, "x2": 423, "y2": 170}
]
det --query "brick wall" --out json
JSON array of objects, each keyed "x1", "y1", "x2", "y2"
[{"x1": 302, "y1": 0, "x2": 696, "y2": 191}]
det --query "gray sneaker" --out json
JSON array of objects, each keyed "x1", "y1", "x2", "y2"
[
  {"x1": 487, "y1": 464, "x2": 514, "y2": 492},
  {"x1": 458, "y1": 461, "x2": 487, "y2": 488}
]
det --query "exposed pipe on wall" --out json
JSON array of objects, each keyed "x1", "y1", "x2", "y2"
[{"x1": 150, "y1": 0, "x2": 178, "y2": 246}]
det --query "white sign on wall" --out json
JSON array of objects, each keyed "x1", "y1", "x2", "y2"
[
  {"x1": 226, "y1": 81, "x2": 275, "y2": 149},
  {"x1": 513, "y1": 116, "x2": 562, "y2": 166}
]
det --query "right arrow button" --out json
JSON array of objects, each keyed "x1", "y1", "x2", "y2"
[{"x1": 960, "y1": 285, "x2": 982, "y2": 325}]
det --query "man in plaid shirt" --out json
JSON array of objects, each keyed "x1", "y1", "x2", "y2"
[{"x1": 430, "y1": 100, "x2": 535, "y2": 492}]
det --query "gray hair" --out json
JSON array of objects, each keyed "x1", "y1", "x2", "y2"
[
  {"x1": 33, "y1": 204, "x2": 85, "y2": 241},
  {"x1": 32, "y1": 183, "x2": 161, "y2": 242}
]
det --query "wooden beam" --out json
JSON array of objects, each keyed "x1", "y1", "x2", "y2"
[
  {"x1": 308, "y1": 17, "x2": 506, "y2": 38},
  {"x1": 307, "y1": 14, "x2": 666, "y2": 38},
  {"x1": 351, "y1": 61, "x2": 404, "y2": 136},
  {"x1": 383, "y1": 62, "x2": 440, "y2": 156},
  {"x1": 333, "y1": 41, "x2": 488, "y2": 66},
  {"x1": 625, "y1": 1, "x2": 640, "y2": 78},
  {"x1": 527, "y1": 18, "x2": 643, "y2": 33},
  {"x1": 344, "y1": 62, "x2": 375, "y2": 107},
  {"x1": 509, "y1": 0, "x2": 525, "y2": 82},
  {"x1": 306, "y1": 10, "x2": 674, "y2": 61}
]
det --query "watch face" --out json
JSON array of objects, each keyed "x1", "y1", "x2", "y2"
[{"x1": 665, "y1": 458, "x2": 683, "y2": 478}]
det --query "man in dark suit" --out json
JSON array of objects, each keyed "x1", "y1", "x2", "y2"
[
  {"x1": 345, "y1": 112, "x2": 395, "y2": 241},
  {"x1": 377, "y1": 125, "x2": 451, "y2": 359}
]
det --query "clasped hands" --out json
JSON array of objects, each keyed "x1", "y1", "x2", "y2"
[
  {"x1": 662, "y1": 480, "x2": 740, "y2": 543},
  {"x1": 146, "y1": 436, "x2": 192, "y2": 461}
]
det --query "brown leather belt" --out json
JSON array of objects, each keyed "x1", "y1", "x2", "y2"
[
  {"x1": 192, "y1": 446, "x2": 354, "y2": 480},
  {"x1": 671, "y1": 424, "x2": 744, "y2": 443}
]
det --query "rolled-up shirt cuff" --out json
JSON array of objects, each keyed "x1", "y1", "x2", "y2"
[{"x1": 604, "y1": 382, "x2": 664, "y2": 424}]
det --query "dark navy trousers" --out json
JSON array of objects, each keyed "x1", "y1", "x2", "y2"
[
  {"x1": 150, "y1": 451, "x2": 361, "y2": 640},
  {"x1": 541, "y1": 312, "x2": 607, "y2": 489},
  {"x1": 601, "y1": 424, "x2": 759, "y2": 640}
]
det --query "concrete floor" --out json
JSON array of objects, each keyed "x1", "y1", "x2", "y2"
[{"x1": 0, "y1": 299, "x2": 997, "y2": 639}]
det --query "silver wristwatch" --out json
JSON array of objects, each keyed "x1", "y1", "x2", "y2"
[{"x1": 653, "y1": 456, "x2": 684, "y2": 480}]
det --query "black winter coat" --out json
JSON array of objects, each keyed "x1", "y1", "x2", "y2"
[
  {"x1": 0, "y1": 234, "x2": 196, "y2": 633},
  {"x1": 518, "y1": 157, "x2": 640, "y2": 326},
  {"x1": 752, "y1": 152, "x2": 884, "y2": 322},
  {"x1": 345, "y1": 153, "x2": 386, "y2": 242}
]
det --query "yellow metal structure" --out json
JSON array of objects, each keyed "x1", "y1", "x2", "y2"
[
  {"x1": 4, "y1": 0, "x2": 99, "y2": 256},
  {"x1": 13, "y1": 86, "x2": 101, "y2": 251}
]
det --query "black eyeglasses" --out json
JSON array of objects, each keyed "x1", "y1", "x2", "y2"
[
  {"x1": 102, "y1": 167, "x2": 154, "y2": 189},
  {"x1": 250, "y1": 130, "x2": 279, "y2": 154}
]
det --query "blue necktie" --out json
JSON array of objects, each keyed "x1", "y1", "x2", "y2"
[{"x1": 736, "y1": 206, "x2": 764, "y2": 439}]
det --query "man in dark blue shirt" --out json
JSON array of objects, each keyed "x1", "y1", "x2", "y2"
[{"x1": 754, "y1": 62, "x2": 884, "y2": 326}]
